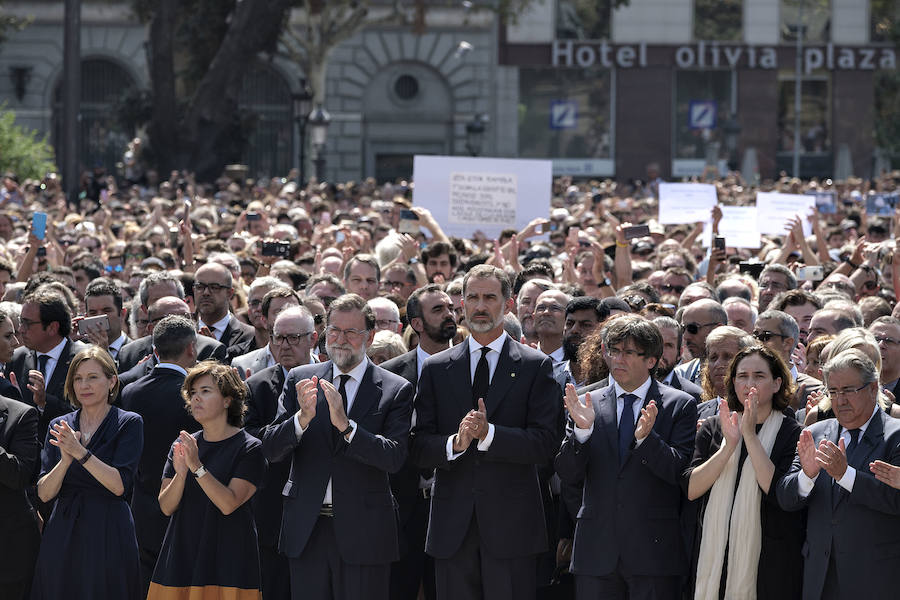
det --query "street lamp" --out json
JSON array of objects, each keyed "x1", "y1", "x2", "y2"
[
  {"x1": 465, "y1": 113, "x2": 488, "y2": 157},
  {"x1": 308, "y1": 103, "x2": 331, "y2": 183},
  {"x1": 722, "y1": 115, "x2": 741, "y2": 172},
  {"x1": 292, "y1": 78, "x2": 313, "y2": 186}
]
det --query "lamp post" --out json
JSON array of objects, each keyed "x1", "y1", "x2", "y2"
[
  {"x1": 465, "y1": 113, "x2": 488, "y2": 157},
  {"x1": 292, "y1": 79, "x2": 313, "y2": 187},
  {"x1": 307, "y1": 103, "x2": 331, "y2": 183}
]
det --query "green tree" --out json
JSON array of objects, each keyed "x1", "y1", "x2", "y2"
[
  {"x1": 873, "y1": 1, "x2": 900, "y2": 165},
  {"x1": 0, "y1": 104, "x2": 57, "y2": 180}
]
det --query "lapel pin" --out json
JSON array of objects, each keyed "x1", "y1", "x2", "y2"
[{"x1": 511, "y1": 372, "x2": 516, "y2": 378}]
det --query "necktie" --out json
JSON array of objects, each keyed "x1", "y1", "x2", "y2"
[
  {"x1": 472, "y1": 347, "x2": 491, "y2": 409},
  {"x1": 338, "y1": 374, "x2": 350, "y2": 415},
  {"x1": 618, "y1": 393, "x2": 639, "y2": 466},
  {"x1": 37, "y1": 354, "x2": 49, "y2": 379},
  {"x1": 832, "y1": 428, "x2": 861, "y2": 508}
]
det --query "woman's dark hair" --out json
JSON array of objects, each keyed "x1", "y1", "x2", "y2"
[
  {"x1": 182, "y1": 360, "x2": 248, "y2": 427},
  {"x1": 724, "y1": 345, "x2": 796, "y2": 413}
]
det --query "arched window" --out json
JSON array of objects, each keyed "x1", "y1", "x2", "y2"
[
  {"x1": 53, "y1": 58, "x2": 136, "y2": 176},
  {"x1": 239, "y1": 63, "x2": 293, "y2": 179}
]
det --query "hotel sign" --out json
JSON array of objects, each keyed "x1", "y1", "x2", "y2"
[{"x1": 552, "y1": 40, "x2": 897, "y2": 73}]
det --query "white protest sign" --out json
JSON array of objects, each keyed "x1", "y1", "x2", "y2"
[
  {"x1": 756, "y1": 192, "x2": 814, "y2": 237},
  {"x1": 701, "y1": 206, "x2": 761, "y2": 249},
  {"x1": 413, "y1": 155, "x2": 552, "y2": 239},
  {"x1": 658, "y1": 183, "x2": 718, "y2": 225}
]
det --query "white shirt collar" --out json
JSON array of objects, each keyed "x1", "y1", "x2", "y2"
[
  {"x1": 416, "y1": 345, "x2": 431, "y2": 379},
  {"x1": 790, "y1": 363, "x2": 799, "y2": 380},
  {"x1": 109, "y1": 332, "x2": 128, "y2": 352},
  {"x1": 842, "y1": 403, "x2": 881, "y2": 436},
  {"x1": 40, "y1": 337, "x2": 68, "y2": 362},
  {"x1": 467, "y1": 331, "x2": 507, "y2": 357},
  {"x1": 661, "y1": 370, "x2": 675, "y2": 386},
  {"x1": 155, "y1": 362, "x2": 188, "y2": 376},
  {"x1": 332, "y1": 355, "x2": 370, "y2": 384},
  {"x1": 611, "y1": 375, "x2": 653, "y2": 401},
  {"x1": 199, "y1": 313, "x2": 231, "y2": 336},
  {"x1": 538, "y1": 343, "x2": 565, "y2": 363}
]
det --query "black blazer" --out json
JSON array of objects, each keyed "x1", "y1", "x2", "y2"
[
  {"x1": 777, "y1": 411, "x2": 900, "y2": 600},
  {"x1": 219, "y1": 317, "x2": 257, "y2": 362},
  {"x1": 410, "y1": 337, "x2": 563, "y2": 560},
  {"x1": 116, "y1": 334, "x2": 227, "y2": 374},
  {"x1": 0, "y1": 395, "x2": 41, "y2": 583},
  {"x1": 6, "y1": 339, "x2": 90, "y2": 437},
  {"x1": 261, "y1": 360, "x2": 413, "y2": 563},
  {"x1": 121, "y1": 365, "x2": 198, "y2": 557},
  {"x1": 555, "y1": 379, "x2": 696, "y2": 577},
  {"x1": 245, "y1": 365, "x2": 290, "y2": 548},
  {"x1": 380, "y1": 349, "x2": 418, "y2": 388},
  {"x1": 668, "y1": 372, "x2": 703, "y2": 403}
]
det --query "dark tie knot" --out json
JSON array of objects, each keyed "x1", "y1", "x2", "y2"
[
  {"x1": 479, "y1": 347, "x2": 490, "y2": 359},
  {"x1": 621, "y1": 393, "x2": 639, "y2": 407},
  {"x1": 848, "y1": 428, "x2": 861, "y2": 445}
]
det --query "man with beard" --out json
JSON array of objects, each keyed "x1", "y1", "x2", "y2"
[
  {"x1": 194, "y1": 262, "x2": 257, "y2": 360},
  {"x1": 674, "y1": 299, "x2": 728, "y2": 385},
  {"x1": 562, "y1": 297, "x2": 605, "y2": 387},
  {"x1": 410, "y1": 265, "x2": 561, "y2": 600},
  {"x1": 534, "y1": 289, "x2": 572, "y2": 363},
  {"x1": 651, "y1": 316, "x2": 703, "y2": 402},
  {"x1": 421, "y1": 242, "x2": 457, "y2": 284},
  {"x1": 381, "y1": 284, "x2": 457, "y2": 600},
  {"x1": 262, "y1": 294, "x2": 413, "y2": 600},
  {"x1": 516, "y1": 279, "x2": 554, "y2": 345}
]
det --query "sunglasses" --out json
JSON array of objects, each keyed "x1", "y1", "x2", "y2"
[
  {"x1": 662, "y1": 284, "x2": 685, "y2": 294},
  {"x1": 104, "y1": 264, "x2": 124, "y2": 273},
  {"x1": 862, "y1": 280, "x2": 878, "y2": 291},
  {"x1": 754, "y1": 330, "x2": 787, "y2": 342},
  {"x1": 684, "y1": 321, "x2": 719, "y2": 335}
]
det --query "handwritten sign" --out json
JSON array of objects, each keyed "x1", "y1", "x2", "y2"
[
  {"x1": 658, "y1": 183, "x2": 718, "y2": 224},
  {"x1": 449, "y1": 172, "x2": 518, "y2": 225},
  {"x1": 756, "y1": 192, "x2": 815, "y2": 236}
]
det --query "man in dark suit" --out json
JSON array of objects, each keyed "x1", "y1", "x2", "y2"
[
  {"x1": 0, "y1": 308, "x2": 22, "y2": 402},
  {"x1": 652, "y1": 316, "x2": 704, "y2": 402},
  {"x1": 82, "y1": 278, "x2": 131, "y2": 361},
  {"x1": 555, "y1": 315, "x2": 696, "y2": 599},
  {"x1": 7, "y1": 289, "x2": 89, "y2": 438},
  {"x1": 381, "y1": 284, "x2": 457, "y2": 600},
  {"x1": 754, "y1": 309, "x2": 823, "y2": 410},
  {"x1": 410, "y1": 265, "x2": 562, "y2": 600},
  {"x1": 262, "y1": 294, "x2": 413, "y2": 600},
  {"x1": 117, "y1": 297, "x2": 226, "y2": 388},
  {"x1": 245, "y1": 305, "x2": 319, "y2": 600},
  {"x1": 233, "y1": 287, "x2": 302, "y2": 378},
  {"x1": 120, "y1": 315, "x2": 199, "y2": 594},
  {"x1": 777, "y1": 349, "x2": 900, "y2": 600},
  {"x1": 0, "y1": 393, "x2": 41, "y2": 599},
  {"x1": 674, "y1": 299, "x2": 727, "y2": 385},
  {"x1": 194, "y1": 262, "x2": 256, "y2": 361},
  {"x1": 869, "y1": 316, "x2": 900, "y2": 398}
]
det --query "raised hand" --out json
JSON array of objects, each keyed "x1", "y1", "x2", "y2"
[
  {"x1": 797, "y1": 430, "x2": 820, "y2": 479},
  {"x1": 634, "y1": 400, "x2": 657, "y2": 441},
  {"x1": 318, "y1": 378, "x2": 349, "y2": 431},
  {"x1": 452, "y1": 413, "x2": 475, "y2": 453},
  {"x1": 816, "y1": 438, "x2": 849, "y2": 481},
  {"x1": 49, "y1": 421, "x2": 85, "y2": 462},
  {"x1": 870, "y1": 460, "x2": 900, "y2": 489},
  {"x1": 172, "y1": 441, "x2": 189, "y2": 476},
  {"x1": 27, "y1": 369, "x2": 46, "y2": 409},
  {"x1": 178, "y1": 430, "x2": 201, "y2": 472},
  {"x1": 718, "y1": 399, "x2": 741, "y2": 449},
  {"x1": 563, "y1": 384, "x2": 594, "y2": 430},
  {"x1": 741, "y1": 387, "x2": 759, "y2": 438},
  {"x1": 295, "y1": 376, "x2": 319, "y2": 429},
  {"x1": 463, "y1": 398, "x2": 489, "y2": 441}
]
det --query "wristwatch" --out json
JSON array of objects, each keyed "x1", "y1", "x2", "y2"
[
  {"x1": 339, "y1": 423, "x2": 354, "y2": 438},
  {"x1": 192, "y1": 465, "x2": 208, "y2": 478}
]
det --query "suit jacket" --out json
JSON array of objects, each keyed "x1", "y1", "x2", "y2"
[
  {"x1": 6, "y1": 339, "x2": 90, "y2": 438},
  {"x1": 0, "y1": 395, "x2": 41, "y2": 582},
  {"x1": 245, "y1": 365, "x2": 290, "y2": 548},
  {"x1": 380, "y1": 349, "x2": 418, "y2": 388},
  {"x1": 219, "y1": 317, "x2": 257, "y2": 362},
  {"x1": 120, "y1": 365, "x2": 198, "y2": 557},
  {"x1": 554, "y1": 379, "x2": 696, "y2": 577},
  {"x1": 231, "y1": 346, "x2": 271, "y2": 378},
  {"x1": 579, "y1": 374, "x2": 701, "y2": 404},
  {"x1": 409, "y1": 337, "x2": 563, "y2": 560},
  {"x1": 116, "y1": 334, "x2": 227, "y2": 374},
  {"x1": 776, "y1": 411, "x2": 900, "y2": 600},
  {"x1": 794, "y1": 372, "x2": 823, "y2": 410},
  {"x1": 0, "y1": 376, "x2": 21, "y2": 403},
  {"x1": 261, "y1": 360, "x2": 414, "y2": 564},
  {"x1": 674, "y1": 357, "x2": 702, "y2": 385}
]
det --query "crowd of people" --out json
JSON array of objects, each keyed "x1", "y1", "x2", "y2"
[{"x1": 1, "y1": 165, "x2": 900, "y2": 600}]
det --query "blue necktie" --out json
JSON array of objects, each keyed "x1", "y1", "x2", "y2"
[
  {"x1": 619, "y1": 393, "x2": 639, "y2": 465},
  {"x1": 832, "y1": 428, "x2": 860, "y2": 508}
]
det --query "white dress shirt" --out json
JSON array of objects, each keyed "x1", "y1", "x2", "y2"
[
  {"x1": 573, "y1": 375, "x2": 652, "y2": 448},
  {"x1": 446, "y1": 332, "x2": 508, "y2": 460},
  {"x1": 108, "y1": 332, "x2": 128, "y2": 360},
  {"x1": 37, "y1": 338, "x2": 68, "y2": 386},
  {"x1": 293, "y1": 357, "x2": 368, "y2": 504},
  {"x1": 198, "y1": 313, "x2": 232, "y2": 342},
  {"x1": 155, "y1": 362, "x2": 188, "y2": 376},
  {"x1": 798, "y1": 403, "x2": 880, "y2": 497}
]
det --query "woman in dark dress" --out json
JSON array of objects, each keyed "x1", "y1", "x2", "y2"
[
  {"x1": 31, "y1": 347, "x2": 143, "y2": 599},
  {"x1": 148, "y1": 361, "x2": 265, "y2": 599},
  {"x1": 684, "y1": 345, "x2": 804, "y2": 600}
]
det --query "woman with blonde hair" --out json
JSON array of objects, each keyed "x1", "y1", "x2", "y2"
[{"x1": 31, "y1": 346, "x2": 143, "y2": 599}]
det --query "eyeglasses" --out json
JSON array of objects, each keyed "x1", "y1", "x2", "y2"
[
  {"x1": 271, "y1": 332, "x2": 313, "y2": 346},
  {"x1": 248, "y1": 299, "x2": 263, "y2": 308},
  {"x1": 875, "y1": 336, "x2": 900, "y2": 346},
  {"x1": 375, "y1": 319, "x2": 399, "y2": 329},
  {"x1": 125, "y1": 253, "x2": 146, "y2": 261},
  {"x1": 661, "y1": 284, "x2": 685, "y2": 294},
  {"x1": 684, "y1": 321, "x2": 719, "y2": 335},
  {"x1": 753, "y1": 330, "x2": 788, "y2": 342},
  {"x1": 193, "y1": 282, "x2": 230, "y2": 293},
  {"x1": 604, "y1": 346, "x2": 645, "y2": 359},
  {"x1": 104, "y1": 264, "x2": 124, "y2": 273},
  {"x1": 826, "y1": 382, "x2": 871, "y2": 400},
  {"x1": 325, "y1": 326, "x2": 369, "y2": 342},
  {"x1": 19, "y1": 317, "x2": 42, "y2": 330},
  {"x1": 759, "y1": 279, "x2": 787, "y2": 291},
  {"x1": 862, "y1": 280, "x2": 878, "y2": 291},
  {"x1": 534, "y1": 303, "x2": 564, "y2": 313},
  {"x1": 313, "y1": 314, "x2": 324, "y2": 325},
  {"x1": 381, "y1": 280, "x2": 407, "y2": 288}
]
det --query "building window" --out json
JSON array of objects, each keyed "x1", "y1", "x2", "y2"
[
  {"x1": 871, "y1": 0, "x2": 899, "y2": 43},
  {"x1": 777, "y1": 73, "x2": 831, "y2": 154},
  {"x1": 694, "y1": 0, "x2": 742, "y2": 41},
  {"x1": 673, "y1": 71, "x2": 734, "y2": 162},
  {"x1": 556, "y1": 0, "x2": 612, "y2": 40},
  {"x1": 518, "y1": 67, "x2": 612, "y2": 164},
  {"x1": 238, "y1": 63, "x2": 293, "y2": 179},
  {"x1": 781, "y1": 0, "x2": 830, "y2": 43},
  {"x1": 52, "y1": 58, "x2": 136, "y2": 176}
]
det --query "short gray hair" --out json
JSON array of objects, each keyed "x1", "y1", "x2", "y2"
[
  {"x1": 503, "y1": 312, "x2": 522, "y2": 341},
  {"x1": 248, "y1": 275, "x2": 289, "y2": 295},
  {"x1": 757, "y1": 309, "x2": 800, "y2": 345},
  {"x1": 367, "y1": 297, "x2": 400, "y2": 321},
  {"x1": 823, "y1": 348, "x2": 879, "y2": 388},
  {"x1": 821, "y1": 300, "x2": 864, "y2": 328}
]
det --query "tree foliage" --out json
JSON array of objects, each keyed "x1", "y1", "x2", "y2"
[
  {"x1": 873, "y1": 1, "x2": 900, "y2": 164},
  {"x1": 0, "y1": 104, "x2": 57, "y2": 180}
]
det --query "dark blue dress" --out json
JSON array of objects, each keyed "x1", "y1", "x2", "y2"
[
  {"x1": 148, "y1": 429, "x2": 266, "y2": 599},
  {"x1": 30, "y1": 406, "x2": 144, "y2": 600}
]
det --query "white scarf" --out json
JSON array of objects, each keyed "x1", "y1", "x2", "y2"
[{"x1": 694, "y1": 409, "x2": 784, "y2": 600}]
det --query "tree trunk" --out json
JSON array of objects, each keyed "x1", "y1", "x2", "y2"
[{"x1": 146, "y1": 0, "x2": 179, "y2": 173}]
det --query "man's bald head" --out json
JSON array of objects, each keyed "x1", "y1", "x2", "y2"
[{"x1": 148, "y1": 297, "x2": 192, "y2": 320}]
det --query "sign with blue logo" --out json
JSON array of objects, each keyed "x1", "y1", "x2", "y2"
[
  {"x1": 550, "y1": 100, "x2": 577, "y2": 130},
  {"x1": 688, "y1": 100, "x2": 717, "y2": 130}
]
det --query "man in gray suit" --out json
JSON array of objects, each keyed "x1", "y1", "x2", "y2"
[
  {"x1": 777, "y1": 349, "x2": 900, "y2": 600},
  {"x1": 233, "y1": 287, "x2": 302, "y2": 377}
]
